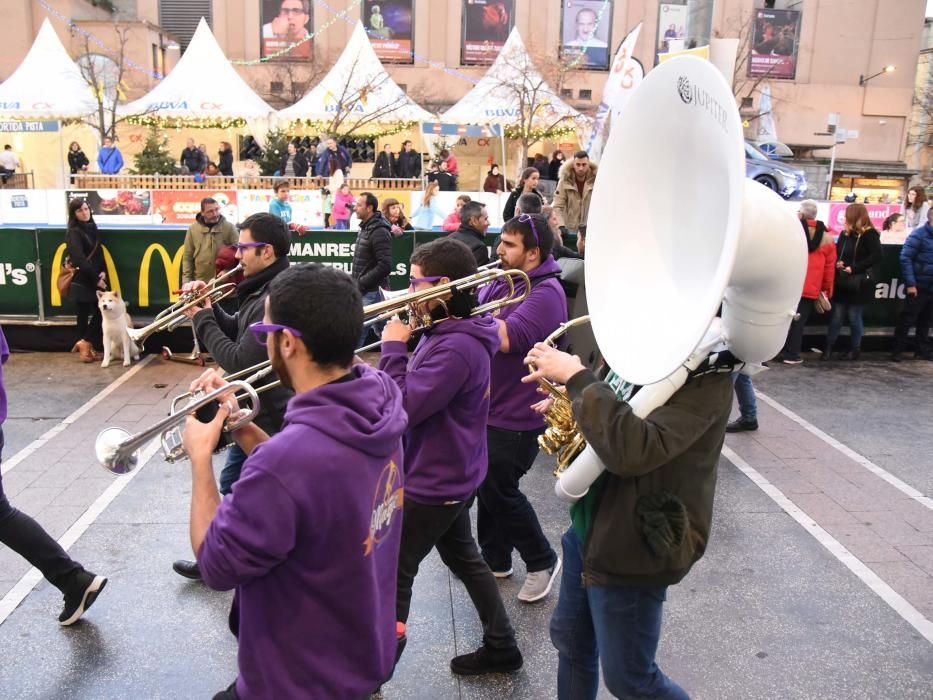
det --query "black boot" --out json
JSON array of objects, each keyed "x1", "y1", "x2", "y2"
[
  {"x1": 845, "y1": 348, "x2": 861, "y2": 361},
  {"x1": 172, "y1": 559, "x2": 202, "y2": 580}
]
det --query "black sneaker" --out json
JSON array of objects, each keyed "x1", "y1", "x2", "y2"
[
  {"x1": 172, "y1": 559, "x2": 202, "y2": 580},
  {"x1": 726, "y1": 418, "x2": 758, "y2": 433},
  {"x1": 450, "y1": 644, "x2": 523, "y2": 676},
  {"x1": 59, "y1": 570, "x2": 107, "y2": 626}
]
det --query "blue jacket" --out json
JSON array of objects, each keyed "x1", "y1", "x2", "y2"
[
  {"x1": 900, "y1": 222, "x2": 933, "y2": 292},
  {"x1": 314, "y1": 144, "x2": 352, "y2": 176},
  {"x1": 97, "y1": 145, "x2": 124, "y2": 174}
]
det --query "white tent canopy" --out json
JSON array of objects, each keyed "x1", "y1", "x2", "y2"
[
  {"x1": 121, "y1": 18, "x2": 272, "y2": 124},
  {"x1": 276, "y1": 21, "x2": 433, "y2": 130},
  {"x1": 442, "y1": 28, "x2": 584, "y2": 129},
  {"x1": 0, "y1": 18, "x2": 98, "y2": 120}
]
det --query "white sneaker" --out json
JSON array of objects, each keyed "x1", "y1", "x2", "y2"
[
  {"x1": 491, "y1": 567, "x2": 513, "y2": 579},
  {"x1": 517, "y1": 559, "x2": 561, "y2": 603}
]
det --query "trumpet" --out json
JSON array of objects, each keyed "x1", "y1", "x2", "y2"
[
  {"x1": 94, "y1": 365, "x2": 273, "y2": 475},
  {"x1": 528, "y1": 317, "x2": 592, "y2": 476}
]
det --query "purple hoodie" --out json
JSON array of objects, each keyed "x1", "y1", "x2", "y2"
[
  {"x1": 477, "y1": 256, "x2": 568, "y2": 431},
  {"x1": 380, "y1": 315, "x2": 500, "y2": 504},
  {"x1": 0, "y1": 327, "x2": 8, "y2": 426},
  {"x1": 198, "y1": 364, "x2": 407, "y2": 700}
]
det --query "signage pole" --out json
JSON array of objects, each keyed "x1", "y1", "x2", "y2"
[{"x1": 499, "y1": 125, "x2": 507, "y2": 183}]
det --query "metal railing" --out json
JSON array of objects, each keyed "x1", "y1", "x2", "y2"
[
  {"x1": 68, "y1": 174, "x2": 425, "y2": 191},
  {"x1": 0, "y1": 172, "x2": 34, "y2": 189}
]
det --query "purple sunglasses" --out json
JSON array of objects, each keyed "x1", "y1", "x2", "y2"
[
  {"x1": 517, "y1": 214, "x2": 540, "y2": 246},
  {"x1": 248, "y1": 322, "x2": 303, "y2": 346}
]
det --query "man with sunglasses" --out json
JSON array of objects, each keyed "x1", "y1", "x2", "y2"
[
  {"x1": 181, "y1": 264, "x2": 407, "y2": 699},
  {"x1": 174, "y1": 212, "x2": 294, "y2": 581},
  {"x1": 379, "y1": 238, "x2": 523, "y2": 676},
  {"x1": 475, "y1": 213, "x2": 567, "y2": 603}
]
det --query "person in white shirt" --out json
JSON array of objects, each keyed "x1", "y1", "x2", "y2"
[{"x1": 0, "y1": 145, "x2": 19, "y2": 182}]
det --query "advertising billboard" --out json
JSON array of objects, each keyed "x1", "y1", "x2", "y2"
[
  {"x1": 363, "y1": 0, "x2": 414, "y2": 63},
  {"x1": 748, "y1": 9, "x2": 801, "y2": 80},
  {"x1": 657, "y1": 3, "x2": 688, "y2": 56},
  {"x1": 559, "y1": 0, "x2": 612, "y2": 70},
  {"x1": 151, "y1": 190, "x2": 238, "y2": 225},
  {"x1": 461, "y1": 0, "x2": 515, "y2": 65},
  {"x1": 260, "y1": 0, "x2": 314, "y2": 61},
  {"x1": 66, "y1": 190, "x2": 152, "y2": 225}
]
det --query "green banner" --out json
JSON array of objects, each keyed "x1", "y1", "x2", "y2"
[{"x1": 0, "y1": 229, "x2": 39, "y2": 316}]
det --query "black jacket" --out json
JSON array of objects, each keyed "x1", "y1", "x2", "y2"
[
  {"x1": 352, "y1": 212, "x2": 393, "y2": 294},
  {"x1": 65, "y1": 221, "x2": 105, "y2": 303},
  {"x1": 502, "y1": 188, "x2": 543, "y2": 221},
  {"x1": 279, "y1": 151, "x2": 310, "y2": 177},
  {"x1": 835, "y1": 228, "x2": 883, "y2": 304},
  {"x1": 548, "y1": 158, "x2": 564, "y2": 181},
  {"x1": 428, "y1": 171, "x2": 457, "y2": 192},
  {"x1": 217, "y1": 150, "x2": 234, "y2": 176},
  {"x1": 448, "y1": 224, "x2": 490, "y2": 267},
  {"x1": 181, "y1": 147, "x2": 207, "y2": 174},
  {"x1": 192, "y1": 257, "x2": 293, "y2": 437},
  {"x1": 68, "y1": 150, "x2": 89, "y2": 175},
  {"x1": 397, "y1": 149, "x2": 421, "y2": 178},
  {"x1": 372, "y1": 152, "x2": 396, "y2": 178}
]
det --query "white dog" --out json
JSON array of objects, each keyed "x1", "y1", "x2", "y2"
[{"x1": 97, "y1": 290, "x2": 140, "y2": 368}]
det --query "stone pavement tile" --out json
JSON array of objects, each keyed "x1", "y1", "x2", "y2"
[
  {"x1": 789, "y1": 492, "x2": 858, "y2": 525},
  {"x1": 751, "y1": 435, "x2": 815, "y2": 460},
  {"x1": 822, "y1": 525, "x2": 908, "y2": 564},
  {"x1": 895, "y1": 545, "x2": 933, "y2": 577},
  {"x1": 0, "y1": 468, "x2": 40, "y2": 498},
  {"x1": 32, "y1": 505, "x2": 89, "y2": 540},
  {"x1": 899, "y1": 501, "x2": 933, "y2": 533},
  {"x1": 825, "y1": 484, "x2": 910, "y2": 513},
  {"x1": 12, "y1": 485, "x2": 64, "y2": 514},
  {"x1": 49, "y1": 476, "x2": 114, "y2": 508},
  {"x1": 762, "y1": 473, "x2": 821, "y2": 495},
  {"x1": 865, "y1": 560, "x2": 933, "y2": 609},
  {"x1": 29, "y1": 460, "x2": 84, "y2": 490},
  {"x1": 5, "y1": 448, "x2": 72, "y2": 471},
  {"x1": 857, "y1": 511, "x2": 932, "y2": 547},
  {"x1": 723, "y1": 436, "x2": 785, "y2": 467}
]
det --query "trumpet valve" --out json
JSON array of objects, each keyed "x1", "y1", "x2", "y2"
[{"x1": 160, "y1": 427, "x2": 186, "y2": 463}]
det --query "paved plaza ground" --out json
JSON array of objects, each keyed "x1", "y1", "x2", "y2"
[{"x1": 0, "y1": 349, "x2": 931, "y2": 699}]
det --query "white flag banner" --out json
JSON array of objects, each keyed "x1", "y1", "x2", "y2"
[
  {"x1": 585, "y1": 23, "x2": 644, "y2": 162},
  {"x1": 757, "y1": 84, "x2": 778, "y2": 144}
]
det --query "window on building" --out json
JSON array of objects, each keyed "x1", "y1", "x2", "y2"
[
  {"x1": 398, "y1": 83, "x2": 407, "y2": 93},
  {"x1": 151, "y1": 44, "x2": 159, "y2": 75},
  {"x1": 561, "y1": 88, "x2": 573, "y2": 99},
  {"x1": 579, "y1": 89, "x2": 592, "y2": 100},
  {"x1": 270, "y1": 82, "x2": 284, "y2": 94},
  {"x1": 741, "y1": 96, "x2": 754, "y2": 108},
  {"x1": 158, "y1": 0, "x2": 212, "y2": 50}
]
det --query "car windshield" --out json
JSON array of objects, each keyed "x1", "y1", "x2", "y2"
[{"x1": 745, "y1": 143, "x2": 770, "y2": 161}]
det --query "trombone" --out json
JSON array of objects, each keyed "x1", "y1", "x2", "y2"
[
  {"x1": 128, "y1": 266, "x2": 242, "y2": 347},
  {"x1": 94, "y1": 364, "x2": 273, "y2": 475}
]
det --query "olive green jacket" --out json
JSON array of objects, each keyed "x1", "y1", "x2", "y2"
[{"x1": 182, "y1": 215, "x2": 238, "y2": 283}]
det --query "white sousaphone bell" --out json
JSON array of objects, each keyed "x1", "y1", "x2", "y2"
[{"x1": 555, "y1": 56, "x2": 807, "y2": 502}]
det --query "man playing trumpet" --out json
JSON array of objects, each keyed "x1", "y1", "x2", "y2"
[{"x1": 182, "y1": 264, "x2": 407, "y2": 699}]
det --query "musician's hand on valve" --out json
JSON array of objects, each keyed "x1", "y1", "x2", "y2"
[
  {"x1": 531, "y1": 396, "x2": 554, "y2": 415},
  {"x1": 189, "y1": 368, "x2": 227, "y2": 396},
  {"x1": 180, "y1": 280, "x2": 206, "y2": 295},
  {"x1": 382, "y1": 318, "x2": 412, "y2": 344},
  {"x1": 182, "y1": 402, "x2": 230, "y2": 465},
  {"x1": 522, "y1": 343, "x2": 585, "y2": 385}
]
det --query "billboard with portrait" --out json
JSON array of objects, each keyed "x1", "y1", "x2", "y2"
[
  {"x1": 363, "y1": 0, "x2": 414, "y2": 63},
  {"x1": 260, "y1": 0, "x2": 314, "y2": 61},
  {"x1": 748, "y1": 9, "x2": 801, "y2": 80},
  {"x1": 657, "y1": 3, "x2": 688, "y2": 56},
  {"x1": 461, "y1": 0, "x2": 515, "y2": 65},
  {"x1": 559, "y1": 0, "x2": 612, "y2": 70}
]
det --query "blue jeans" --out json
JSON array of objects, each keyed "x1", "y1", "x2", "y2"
[
  {"x1": 358, "y1": 289, "x2": 384, "y2": 348},
  {"x1": 732, "y1": 373, "x2": 757, "y2": 422},
  {"x1": 218, "y1": 444, "x2": 247, "y2": 496},
  {"x1": 333, "y1": 219, "x2": 349, "y2": 230},
  {"x1": 550, "y1": 529, "x2": 689, "y2": 700},
  {"x1": 825, "y1": 301, "x2": 865, "y2": 351}
]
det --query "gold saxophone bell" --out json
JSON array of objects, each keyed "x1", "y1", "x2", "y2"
[{"x1": 528, "y1": 317, "x2": 592, "y2": 477}]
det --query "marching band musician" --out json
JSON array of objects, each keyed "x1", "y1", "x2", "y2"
[
  {"x1": 181, "y1": 264, "x2": 407, "y2": 699},
  {"x1": 173, "y1": 213, "x2": 294, "y2": 581},
  {"x1": 475, "y1": 213, "x2": 567, "y2": 603},
  {"x1": 523, "y1": 344, "x2": 733, "y2": 700},
  {"x1": 379, "y1": 238, "x2": 523, "y2": 676}
]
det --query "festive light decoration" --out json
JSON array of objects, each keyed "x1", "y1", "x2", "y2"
[
  {"x1": 284, "y1": 119, "x2": 419, "y2": 139},
  {"x1": 503, "y1": 123, "x2": 581, "y2": 142},
  {"x1": 126, "y1": 115, "x2": 247, "y2": 129}
]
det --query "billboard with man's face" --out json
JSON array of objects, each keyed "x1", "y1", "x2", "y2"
[
  {"x1": 461, "y1": 0, "x2": 515, "y2": 65},
  {"x1": 559, "y1": 0, "x2": 612, "y2": 70},
  {"x1": 363, "y1": 0, "x2": 415, "y2": 63},
  {"x1": 261, "y1": 0, "x2": 314, "y2": 61}
]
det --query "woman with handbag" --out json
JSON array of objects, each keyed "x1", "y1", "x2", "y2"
[
  {"x1": 823, "y1": 203, "x2": 882, "y2": 361},
  {"x1": 65, "y1": 198, "x2": 106, "y2": 363},
  {"x1": 781, "y1": 200, "x2": 836, "y2": 364}
]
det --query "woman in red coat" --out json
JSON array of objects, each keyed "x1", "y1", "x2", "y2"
[{"x1": 781, "y1": 200, "x2": 836, "y2": 364}]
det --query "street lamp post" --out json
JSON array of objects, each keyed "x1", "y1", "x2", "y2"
[{"x1": 859, "y1": 65, "x2": 896, "y2": 86}]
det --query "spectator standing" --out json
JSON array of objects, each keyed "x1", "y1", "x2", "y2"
[
  {"x1": 883, "y1": 213, "x2": 906, "y2": 238},
  {"x1": 182, "y1": 198, "x2": 239, "y2": 285},
  {"x1": 65, "y1": 198, "x2": 106, "y2": 362},
  {"x1": 279, "y1": 141, "x2": 309, "y2": 178},
  {"x1": 217, "y1": 141, "x2": 234, "y2": 176},
  {"x1": 904, "y1": 186, "x2": 930, "y2": 230},
  {"x1": 502, "y1": 167, "x2": 542, "y2": 221},
  {"x1": 428, "y1": 160, "x2": 457, "y2": 191},
  {"x1": 823, "y1": 203, "x2": 883, "y2": 361},
  {"x1": 439, "y1": 148, "x2": 459, "y2": 176},
  {"x1": 269, "y1": 180, "x2": 293, "y2": 224},
  {"x1": 0, "y1": 145, "x2": 19, "y2": 182},
  {"x1": 67, "y1": 142, "x2": 89, "y2": 176},
  {"x1": 321, "y1": 187, "x2": 333, "y2": 228},
  {"x1": 332, "y1": 183, "x2": 354, "y2": 230},
  {"x1": 443, "y1": 195, "x2": 472, "y2": 232},
  {"x1": 181, "y1": 138, "x2": 207, "y2": 174},
  {"x1": 726, "y1": 373, "x2": 759, "y2": 433},
  {"x1": 372, "y1": 144, "x2": 397, "y2": 179},
  {"x1": 381, "y1": 197, "x2": 413, "y2": 235},
  {"x1": 781, "y1": 200, "x2": 836, "y2": 364},
  {"x1": 351, "y1": 192, "x2": 393, "y2": 346},
  {"x1": 240, "y1": 136, "x2": 263, "y2": 162},
  {"x1": 397, "y1": 140, "x2": 422, "y2": 179},
  {"x1": 532, "y1": 153, "x2": 549, "y2": 179},
  {"x1": 448, "y1": 200, "x2": 491, "y2": 267},
  {"x1": 484, "y1": 164, "x2": 506, "y2": 194},
  {"x1": 315, "y1": 137, "x2": 352, "y2": 177},
  {"x1": 547, "y1": 150, "x2": 565, "y2": 182},
  {"x1": 892, "y1": 206, "x2": 933, "y2": 361},
  {"x1": 552, "y1": 150, "x2": 597, "y2": 235},
  {"x1": 97, "y1": 137, "x2": 124, "y2": 174},
  {"x1": 410, "y1": 182, "x2": 445, "y2": 229}
]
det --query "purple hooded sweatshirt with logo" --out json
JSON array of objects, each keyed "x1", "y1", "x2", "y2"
[
  {"x1": 477, "y1": 256, "x2": 568, "y2": 431},
  {"x1": 380, "y1": 315, "x2": 500, "y2": 504},
  {"x1": 198, "y1": 363, "x2": 407, "y2": 700},
  {"x1": 0, "y1": 327, "x2": 8, "y2": 426}
]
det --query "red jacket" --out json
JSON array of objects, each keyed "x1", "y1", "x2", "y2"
[
  {"x1": 801, "y1": 220, "x2": 836, "y2": 299},
  {"x1": 442, "y1": 211, "x2": 460, "y2": 232}
]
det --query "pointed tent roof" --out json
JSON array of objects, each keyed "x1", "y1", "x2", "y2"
[
  {"x1": 277, "y1": 21, "x2": 433, "y2": 131},
  {"x1": 121, "y1": 18, "x2": 272, "y2": 125},
  {"x1": 0, "y1": 18, "x2": 98, "y2": 120},
  {"x1": 442, "y1": 28, "x2": 584, "y2": 128}
]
